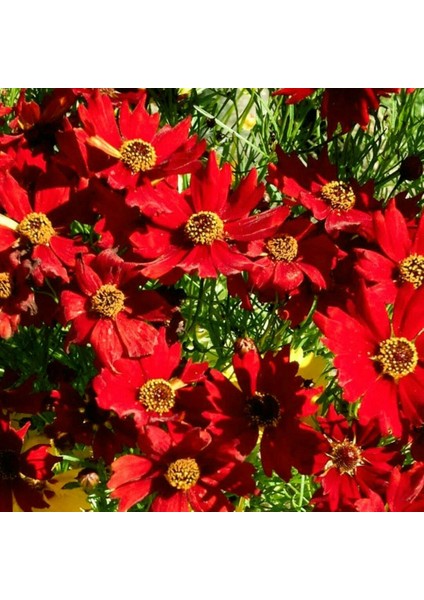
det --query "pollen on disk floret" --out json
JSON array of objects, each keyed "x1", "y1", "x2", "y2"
[
  {"x1": 119, "y1": 139, "x2": 157, "y2": 174},
  {"x1": 374, "y1": 336, "x2": 418, "y2": 379},
  {"x1": 0, "y1": 273, "x2": 12, "y2": 299},
  {"x1": 265, "y1": 235, "x2": 298, "y2": 262},
  {"x1": 398, "y1": 254, "x2": 424, "y2": 288},
  {"x1": 18, "y1": 212, "x2": 55, "y2": 245},
  {"x1": 184, "y1": 211, "x2": 224, "y2": 245},
  {"x1": 320, "y1": 181, "x2": 356, "y2": 212},
  {"x1": 91, "y1": 284, "x2": 125, "y2": 319},
  {"x1": 138, "y1": 379, "x2": 176, "y2": 415},
  {"x1": 165, "y1": 458, "x2": 201, "y2": 491}
]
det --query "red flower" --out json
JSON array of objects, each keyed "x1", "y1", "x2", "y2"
[
  {"x1": 310, "y1": 407, "x2": 398, "y2": 511},
  {"x1": 0, "y1": 417, "x2": 59, "y2": 512},
  {"x1": 131, "y1": 152, "x2": 286, "y2": 279},
  {"x1": 45, "y1": 384, "x2": 138, "y2": 465},
  {"x1": 355, "y1": 199, "x2": 424, "y2": 303},
  {"x1": 73, "y1": 88, "x2": 146, "y2": 106},
  {"x1": 0, "y1": 168, "x2": 87, "y2": 284},
  {"x1": 247, "y1": 213, "x2": 340, "y2": 296},
  {"x1": 93, "y1": 328, "x2": 208, "y2": 428},
  {"x1": 1, "y1": 89, "x2": 75, "y2": 156},
  {"x1": 267, "y1": 148, "x2": 376, "y2": 238},
  {"x1": 201, "y1": 346, "x2": 321, "y2": 480},
  {"x1": 75, "y1": 91, "x2": 205, "y2": 189},
  {"x1": 314, "y1": 283, "x2": 424, "y2": 436},
  {"x1": 61, "y1": 250, "x2": 172, "y2": 368},
  {"x1": 273, "y1": 88, "x2": 411, "y2": 134},
  {"x1": 355, "y1": 464, "x2": 424, "y2": 512},
  {"x1": 0, "y1": 256, "x2": 35, "y2": 339},
  {"x1": 272, "y1": 88, "x2": 316, "y2": 103},
  {"x1": 108, "y1": 422, "x2": 257, "y2": 511}
]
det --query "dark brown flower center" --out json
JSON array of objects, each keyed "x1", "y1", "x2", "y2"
[
  {"x1": 321, "y1": 181, "x2": 356, "y2": 211},
  {"x1": 138, "y1": 378, "x2": 176, "y2": 415},
  {"x1": 18, "y1": 212, "x2": 55, "y2": 245},
  {"x1": 398, "y1": 254, "x2": 424, "y2": 288},
  {"x1": 330, "y1": 440, "x2": 363, "y2": 476},
  {"x1": 245, "y1": 392, "x2": 281, "y2": 427},
  {"x1": 165, "y1": 458, "x2": 200, "y2": 491},
  {"x1": 0, "y1": 272, "x2": 12, "y2": 299},
  {"x1": 119, "y1": 139, "x2": 157, "y2": 174},
  {"x1": 184, "y1": 211, "x2": 224, "y2": 245},
  {"x1": 374, "y1": 336, "x2": 418, "y2": 379},
  {"x1": 266, "y1": 235, "x2": 298, "y2": 262},
  {"x1": 0, "y1": 449, "x2": 20, "y2": 480},
  {"x1": 91, "y1": 284, "x2": 125, "y2": 318}
]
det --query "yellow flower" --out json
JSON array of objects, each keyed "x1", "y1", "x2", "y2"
[
  {"x1": 290, "y1": 346, "x2": 328, "y2": 390},
  {"x1": 242, "y1": 113, "x2": 256, "y2": 131}
]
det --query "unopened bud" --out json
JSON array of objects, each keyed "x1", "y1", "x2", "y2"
[
  {"x1": 400, "y1": 155, "x2": 423, "y2": 181},
  {"x1": 78, "y1": 468, "x2": 100, "y2": 491}
]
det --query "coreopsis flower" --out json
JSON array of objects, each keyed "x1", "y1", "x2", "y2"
[
  {"x1": 273, "y1": 88, "x2": 411, "y2": 134},
  {"x1": 355, "y1": 465, "x2": 424, "y2": 512},
  {"x1": 60, "y1": 249, "x2": 173, "y2": 367},
  {"x1": 0, "y1": 168, "x2": 87, "y2": 284},
  {"x1": 267, "y1": 148, "x2": 377, "y2": 238},
  {"x1": 45, "y1": 384, "x2": 138, "y2": 464},
  {"x1": 247, "y1": 213, "x2": 340, "y2": 296},
  {"x1": 73, "y1": 88, "x2": 145, "y2": 106},
  {"x1": 108, "y1": 422, "x2": 257, "y2": 512},
  {"x1": 309, "y1": 407, "x2": 399, "y2": 512},
  {"x1": 272, "y1": 88, "x2": 316, "y2": 103},
  {"x1": 0, "y1": 417, "x2": 59, "y2": 511},
  {"x1": 75, "y1": 91, "x2": 205, "y2": 189},
  {"x1": 4, "y1": 89, "x2": 75, "y2": 151},
  {"x1": 131, "y1": 152, "x2": 287, "y2": 279},
  {"x1": 0, "y1": 256, "x2": 35, "y2": 339},
  {"x1": 314, "y1": 283, "x2": 424, "y2": 436},
  {"x1": 355, "y1": 199, "x2": 424, "y2": 303},
  {"x1": 201, "y1": 347, "x2": 322, "y2": 480},
  {"x1": 93, "y1": 329, "x2": 208, "y2": 428}
]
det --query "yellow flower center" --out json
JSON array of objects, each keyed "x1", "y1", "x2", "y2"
[
  {"x1": 320, "y1": 181, "x2": 356, "y2": 211},
  {"x1": 265, "y1": 235, "x2": 298, "y2": 262},
  {"x1": 119, "y1": 139, "x2": 157, "y2": 174},
  {"x1": 0, "y1": 272, "x2": 12, "y2": 299},
  {"x1": 330, "y1": 440, "x2": 363, "y2": 476},
  {"x1": 245, "y1": 392, "x2": 281, "y2": 428},
  {"x1": 165, "y1": 458, "x2": 201, "y2": 491},
  {"x1": 374, "y1": 336, "x2": 418, "y2": 379},
  {"x1": 138, "y1": 379, "x2": 176, "y2": 415},
  {"x1": 398, "y1": 254, "x2": 424, "y2": 288},
  {"x1": 18, "y1": 212, "x2": 55, "y2": 245},
  {"x1": 91, "y1": 284, "x2": 125, "y2": 318},
  {"x1": 184, "y1": 211, "x2": 224, "y2": 245}
]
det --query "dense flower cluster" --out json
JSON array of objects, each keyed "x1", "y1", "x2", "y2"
[{"x1": 0, "y1": 87, "x2": 422, "y2": 511}]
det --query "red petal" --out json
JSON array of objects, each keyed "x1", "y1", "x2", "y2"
[
  {"x1": 154, "y1": 117, "x2": 192, "y2": 163},
  {"x1": 109, "y1": 455, "x2": 153, "y2": 489},
  {"x1": 189, "y1": 151, "x2": 232, "y2": 214},
  {"x1": 151, "y1": 490, "x2": 189, "y2": 512},
  {"x1": 90, "y1": 319, "x2": 124, "y2": 367},
  {"x1": 115, "y1": 313, "x2": 158, "y2": 357},
  {"x1": 112, "y1": 479, "x2": 153, "y2": 512},
  {"x1": 0, "y1": 171, "x2": 32, "y2": 220}
]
